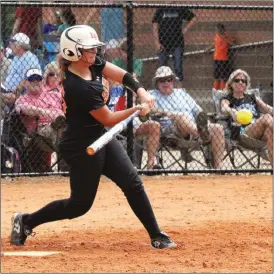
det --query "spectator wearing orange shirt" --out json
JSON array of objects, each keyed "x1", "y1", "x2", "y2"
[{"x1": 206, "y1": 23, "x2": 235, "y2": 90}]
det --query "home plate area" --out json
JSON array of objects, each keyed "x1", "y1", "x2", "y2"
[
  {"x1": 1, "y1": 175, "x2": 272, "y2": 273},
  {"x1": 1, "y1": 251, "x2": 61, "y2": 257}
]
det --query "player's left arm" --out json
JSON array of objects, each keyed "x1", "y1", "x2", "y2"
[
  {"x1": 255, "y1": 97, "x2": 273, "y2": 115},
  {"x1": 102, "y1": 61, "x2": 128, "y2": 86},
  {"x1": 102, "y1": 62, "x2": 154, "y2": 112}
]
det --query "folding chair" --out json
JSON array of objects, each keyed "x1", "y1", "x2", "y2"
[
  {"x1": 3, "y1": 108, "x2": 65, "y2": 173},
  {"x1": 155, "y1": 133, "x2": 213, "y2": 171},
  {"x1": 212, "y1": 89, "x2": 270, "y2": 169},
  {"x1": 224, "y1": 133, "x2": 269, "y2": 169},
  {"x1": 134, "y1": 114, "x2": 214, "y2": 171}
]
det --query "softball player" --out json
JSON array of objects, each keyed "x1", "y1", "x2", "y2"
[{"x1": 10, "y1": 25, "x2": 176, "y2": 249}]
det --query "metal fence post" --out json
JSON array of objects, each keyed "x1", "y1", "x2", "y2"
[{"x1": 125, "y1": 0, "x2": 135, "y2": 163}]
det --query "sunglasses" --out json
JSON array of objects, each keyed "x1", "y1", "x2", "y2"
[
  {"x1": 27, "y1": 76, "x2": 42, "y2": 82},
  {"x1": 48, "y1": 72, "x2": 57, "y2": 77},
  {"x1": 233, "y1": 78, "x2": 247, "y2": 84},
  {"x1": 158, "y1": 77, "x2": 174, "y2": 83}
]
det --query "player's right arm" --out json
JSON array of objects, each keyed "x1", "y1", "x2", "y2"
[{"x1": 90, "y1": 104, "x2": 147, "y2": 127}]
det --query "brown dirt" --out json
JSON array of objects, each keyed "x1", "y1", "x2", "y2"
[{"x1": 1, "y1": 174, "x2": 272, "y2": 273}]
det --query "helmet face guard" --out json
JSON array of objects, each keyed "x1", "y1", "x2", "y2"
[{"x1": 60, "y1": 25, "x2": 105, "y2": 61}]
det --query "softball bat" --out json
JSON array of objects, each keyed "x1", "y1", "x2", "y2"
[{"x1": 86, "y1": 109, "x2": 140, "y2": 156}]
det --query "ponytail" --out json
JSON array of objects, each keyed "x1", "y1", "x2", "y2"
[{"x1": 56, "y1": 53, "x2": 71, "y2": 81}]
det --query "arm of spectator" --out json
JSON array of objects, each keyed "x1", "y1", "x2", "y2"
[
  {"x1": 56, "y1": 29, "x2": 63, "y2": 36},
  {"x1": 183, "y1": 16, "x2": 197, "y2": 34},
  {"x1": 14, "y1": 79, "x2": 26, "y2": 95},
  {"x1": 152, "y1": 23, "x2": 161, "y2": 52},
  {"x1": 15, "y1": 103, "x2": 64, "y2": 118},
  {"x1": 205, "y1": 43, "x2": 215, "y2": 53},
  {"x1": 56, "y1": 24, "x2": 66, "y2": 36},
  {"x1": 151, "y1": 107, "x2": 181, "y2": 119},
  {"x1": 220, "y1": 98, "x2": 237, "y2": 121},
  {"x1": 219, "y1": 33, "x2": 236, "y2": 46},
  {"x1": 193, "y1": 106, "x2": 204, "y2": 118},
  {"x1": 230, "y1": 36, "x2": 236, "y2": 45},
  {"x1": 12, "y1": 17, "x2": 21, "y2": 35},
  {"x1": 255, "y1": 97, "x2": 273, "y2": 115},
  {"x1": 0, "y1": 92, "x2": 16, "y2": 104}
]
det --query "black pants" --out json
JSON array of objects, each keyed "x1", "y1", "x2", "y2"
[
  {"x1": 213, "y1": 60, "x2": 231, "y2": 80},
  {"x1": 24, "y1": 138, "x2": 161, "y2": 238}
]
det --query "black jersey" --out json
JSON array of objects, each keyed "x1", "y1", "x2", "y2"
[
  {"x1": 223, "y1": 93, "x2": 260, "y2": 139},
  {"x1": 225, "y1": 93, "x2": 260, "y2": 121},
  {"x1": 62, "y1": 56, "x2": 108, "y2": 137},
  {"x1": 152, "y1": 8, "x2": 195, "y2": 50}
]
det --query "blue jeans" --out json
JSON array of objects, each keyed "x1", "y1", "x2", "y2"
[{"x1": 158, "y1": 46, "x2": 184, "y2": 81}]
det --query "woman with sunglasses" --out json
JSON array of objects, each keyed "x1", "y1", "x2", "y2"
[
  {"x1": 43, "y1": 61, "x2": 66, "y2": 113},
  {"x1": 42, "y1": 61, "x2": 69, "y2": 170},
  {"x1": 221, "y1": 69, "x2": 273, "y2": 165},
  {"x1": 10, "y1": 25, "x2": 176, "y2": 249}
]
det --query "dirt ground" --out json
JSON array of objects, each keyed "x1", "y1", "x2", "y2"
[{"x1": 1, "y1": 174, "x2": 272, "y2": 273}]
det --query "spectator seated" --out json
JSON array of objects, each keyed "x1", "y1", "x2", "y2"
[
  {"x1": 8, "y1": 68, "x2": 67, "y2": 172},
  {"x1": 148, "y1": 66, "x2": 225, "y2": 169},
  {"x1": 42, "y1": 61, "x2": 66, "y2": 113},
  {"x1": 216, "y1": 69, "x2": 272, "y2": 169},
  {"x1": 15, "y1": 68, "x2": 66, "y2": 149}
]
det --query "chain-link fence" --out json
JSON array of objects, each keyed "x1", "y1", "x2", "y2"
[{"x1": 1, "y1": 1, "x2": 273, "y2": 176}]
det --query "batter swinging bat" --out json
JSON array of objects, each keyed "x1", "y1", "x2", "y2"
[{"x1": 86, "y1": 109, "x2": 141, "y2": 156}]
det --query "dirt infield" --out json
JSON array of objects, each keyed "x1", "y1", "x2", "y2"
[{"x1": 1, "y1": 174, "x2": 272, "y2": 273}]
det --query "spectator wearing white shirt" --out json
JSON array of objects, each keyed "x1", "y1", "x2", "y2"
[
  {"x1": 150, "y1": 66, "x2": 225, "y2": 169},
  {"x1": 2, "y1": 33, "x2": 41, "y2": 105}
]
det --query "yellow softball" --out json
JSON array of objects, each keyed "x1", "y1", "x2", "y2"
[{"x1": 236, "y1": 109, "x2": 253, "y2": 125}]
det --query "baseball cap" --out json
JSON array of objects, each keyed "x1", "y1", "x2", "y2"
[
  {"x1": 8, "y1": 33, "x2": 30, "y2": 45},
  {"x1": 26, "y1": 68, "x2": 43, "y2": 81}
]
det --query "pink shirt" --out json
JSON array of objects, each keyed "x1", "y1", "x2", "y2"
[
  {"x1": 15, "y1": 90, "x2": 64, "y2": 133},
  {"x1": 43, "y1": 83, "x2": 66, "y2": 113},
  {"x1": 42, "y1": 83, "x2": 63, "y2": 101}
]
